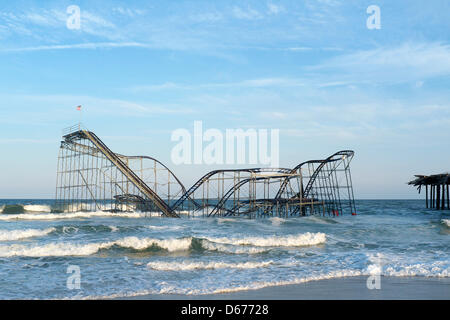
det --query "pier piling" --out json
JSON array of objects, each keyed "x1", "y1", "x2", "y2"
[{"x1": 408, "y1": 174, "x2": 450, "y2": 210}]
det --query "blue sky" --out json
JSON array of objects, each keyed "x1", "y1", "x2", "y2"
[{"x1": 0, "y1": 0, "x2": 449, "y2": 198}]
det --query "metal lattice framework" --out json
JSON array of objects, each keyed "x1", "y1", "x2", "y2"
[{"x1": 55, "y1": 125, "x2": 356, "y2": 217}]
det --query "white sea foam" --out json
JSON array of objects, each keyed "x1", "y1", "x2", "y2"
[
  {"x1": 77, "y1": 262, "x2": 450, "y2": 299},
  {"x1": 304, "y1": 215, "x2": 338, "y2": 224},
  {"x1": 113, "y1": 237, "x2": 192, "y2": 252},
  {"x1": 23, "y1": 205, "x2": 52, "y2": 213},
  {"x1": 441, "y1": 219, "x2": 450, "y2": 227},
  {"x1": 206, "y1": 232, "x2": 326, "y2": 247},
  {"x1": 109, "y1": 226, "x2": 119, "y2": 232},
  {"x1": 383, "y1": 262, "x2": 449, "y2": 278},
  {"x1": 147, "y1": 225, "x2": 184, "y2": 231},
  {"x1": 147, "y1": 260, "x2": 274, "y2": 271},
  {"x1": 62, "y1": 226, "x2": 79, "y2": 234},
  {"x1": 175, "y1": 210, "x2": 191, "y2": 216},
  {"x1": 217, "y1": 218, "x2": 237, "y2": 224},
  {"x1": 0, "y1": 242, "x2": 108, "y2": 257},
  {"x1": 210, "y1": 270, "x2": 364, "y2": 295},
  {"x1": 201, "y1": 241, "x2": 269, "y2": 254},
  {"x1": 0, "y1": 204, "x2": 52, "y2": 214},
  {"x1": 81, "y1": 269, "x2": 364, "y2": 299},
  {"x1": 269, "y1": 217, "x2": 286, "y2": 226},
  {"x1": 0, "y1": 236, "x2": 193, "y2": 257},
  {"x1": 0, "y1": 228, "x2": 55, "y2": 241},
  {"x1": 0, "y1": 211, "x2": 147, "y2": 221}
]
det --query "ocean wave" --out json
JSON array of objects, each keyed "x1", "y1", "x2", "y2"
[
  {"x1": 23, "y1": 205, "x2": 52, "y2": 213},
  {"x1": 0, "y1": 236, "x2": 268, "y2": 257},
  {"x1": 201, "y1": 241, "x2": 269, "y2": 254},
  {"x1": 147, "y1": 225, "x2": 184, "y2": 231},
  {"x1": 210, "y1": 270, "x2": 364, "y2": 295},
  {"x1": 57, "y1": 225, "x2": 136, "y2": 235},
  {"x1": 304, "y1": 215, "x2": 338, "y2": 224},
  {"x1": 76, "y1": 260, "x2": 450, "y2": 299},
  {"x1": 205, "y1": 232, "x2": 326, "y2": 247},
  {"x1": 81, "y1": 269, "x2": 364, "y2": 299},
  {"x1": 383, "y1": 263, "x2": 449, "y2": 278},
  {"x1": 0, "y1": 228, "x2": 55, "y2": 241},
  {"x1": 147, "y1": 260, "x2": 274, "y2": 271},
  {"x1": 0, "y1": 211, "x2": 147, "y2": 221},
  {"x1": 217, "y1": 218, "x2": 237, "y2": 224},
  {"x1": 269, "y1": 217, "x2": 286, "y2": 226},
  {"x1": 0, "y1": 236, "x2": 193, "y2": 257},
  {"x1": 0, "y1": 204, "x2": 52, "y2": 214},
  {"x1": 441, "y1": 219, "x2": 450, "y2": 227},
  {"x1": 0, "y1": 232, "x2": 326, "y2": 257},
  {"x1": 364, "y1": 252, "x2": 449, "y2": 278},
  {"x1": 109, "y1": 226, "x2": 119, "y2": 232},
  {"x1": 82, "y1": 261, "x2": 450, "y2": 299}
]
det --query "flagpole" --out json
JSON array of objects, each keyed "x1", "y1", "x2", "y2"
[{"x1": 77, "y1": 105, "x2": 82, "y2": 131}]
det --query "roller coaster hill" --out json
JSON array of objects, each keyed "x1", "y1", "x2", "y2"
[{"x1": 55, "y1": 124, "x2": 356, "y2": 218}]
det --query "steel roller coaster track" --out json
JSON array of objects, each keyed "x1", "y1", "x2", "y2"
[{"x1": 55, "y1": 125, "x2": 356, "y2": 218}]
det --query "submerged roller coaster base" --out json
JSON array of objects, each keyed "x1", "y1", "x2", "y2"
[{"x1": 55, "y1": 124, "x2": 356, "y2": 218}]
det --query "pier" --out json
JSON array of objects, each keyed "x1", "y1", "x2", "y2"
[{"x1": 408, "y1": 174, "x2": 450, "y2": 210}]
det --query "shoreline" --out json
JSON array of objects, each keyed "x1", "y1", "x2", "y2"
[{"x1": 117, "y1": 276, "x2": 450, "y2": 300}]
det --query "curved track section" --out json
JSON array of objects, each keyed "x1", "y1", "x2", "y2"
[{"x1": 170, "y1": 168, "x2": 291, "y2": 212}]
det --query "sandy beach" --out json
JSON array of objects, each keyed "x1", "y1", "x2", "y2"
[{"x1": 120, "y1": 276, "x2": 450, "y2": 300}]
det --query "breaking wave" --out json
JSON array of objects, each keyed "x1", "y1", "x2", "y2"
[
  {"x1": 210, "y1": 270, "x2": 364, "y2": 295},
  {"x1": 147, "y1": 225, "x2": 185, "y2": 231},
  {"x1": 201, "y1": 241, "x2": 269, "y2": 254},
  {"x1": 382, "y1": 262, "x2": 449, "y2": 278},
  {"x1": 82, "y1": 262, "x2": 450, "y2": 299},
  {"x1": 0, "y1": 232, "x2": 326, "y2": 257},
  {"x1": 0, "y1": 228, "x2": 55, "y2": 241},
  {"x1": 0, "y1": 211, "x2": 147, "y2": 221},
  {"x1": 0, "y1": 236, "x2": 193, "y2": 257},
  {"x1": 269, "y1": 217, "x2": 286, "y2": 226},
  {"x1": 442, "y1": 219, "x2": 450, "y2": 228},
  {"x1": 147, "y1": 260, "x2": 274, "y2": 271},
  {"x1": 82, "y1": 269, "x2": 364, "y2": 299},
  {"x1": 205, "y1": 232, "x2": 326, "y2": 247},
  {"x1": 0, "y1": 204, "x2": 52, "y2": 214}
]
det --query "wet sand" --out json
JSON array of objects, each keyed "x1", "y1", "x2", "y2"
[{"x1": 119, "y1": 276, "x2": 450, "y2": 300}]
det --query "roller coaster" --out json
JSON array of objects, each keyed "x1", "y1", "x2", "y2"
[{"x1": 55, "y1": 125, "x2": 356, "y2": 217}]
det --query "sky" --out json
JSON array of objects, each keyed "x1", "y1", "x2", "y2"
[{"x1": 0, "y1": 0, "x2": 449, "y2": 199}]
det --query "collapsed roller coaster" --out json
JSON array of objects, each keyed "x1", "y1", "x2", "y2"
[{"x1": 55, "y1": 125, "x2": 356, "y2": 218}]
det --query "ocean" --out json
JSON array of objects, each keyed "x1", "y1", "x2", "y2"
[{"x1": 0, "y1": 199, "x2": 448, "y2": 299}]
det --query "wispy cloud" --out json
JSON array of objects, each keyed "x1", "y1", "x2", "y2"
[
  {"x1": 267, "y1": 3, "x2": 285, "y2": 15},
  {"x1": 0, "y1": 8, "x2": 118, "y2": 41},
  {"x1": 128, "y1": 77, "x2": 305, "y2": 92},
  {"x1": 0, "y1": 42, "x2": 151, "y2": 52},
  {"x1": 312, "y1": 42, "x2": 450, "y2": 84},
  {"x1": 0, "y1": 138, "x2": 56, "y2": 144},
  {"x1": 0, "y1": 93, "x2": 196, "y2": 119},
  {"x1": 112, "y1": 7, "x2": 147, "y2": 18},
  {"x1": 232, "y1": 6, "x2": 263, "y2": 20}
]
